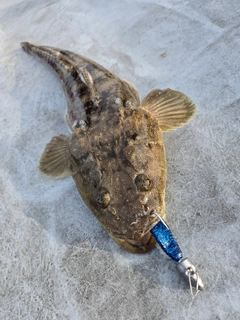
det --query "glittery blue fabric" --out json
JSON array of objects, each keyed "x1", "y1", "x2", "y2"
[{"x1": 150, "y1": 220, "x2": 183, "y2": 262}]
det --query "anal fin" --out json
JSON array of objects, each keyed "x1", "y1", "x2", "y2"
[
  {"x1": 141, "y1": 88, "x2": 197, "y2": 131},
  {"x1": 39, "y1": 135, "x2": 72, "y2": 178}
]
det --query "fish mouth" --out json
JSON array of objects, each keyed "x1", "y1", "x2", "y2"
[
  {"x1": 111, "y1": 232, "x2": 156, "y2": 254},
  {"x1": 108, "y1": 209, "x2": 164, "y2": 253}
]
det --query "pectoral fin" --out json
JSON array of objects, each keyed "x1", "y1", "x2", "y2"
[
  {"x1": 141, "y1": 88, "x2": 197, "y2": 132},
  {"x1": 39, "y1": 135, "x2": 72, "y2": 178}
]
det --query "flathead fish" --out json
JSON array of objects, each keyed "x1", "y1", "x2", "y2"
[{"x1": 21, "y1": 42, "x2": 196, "y2": 253}]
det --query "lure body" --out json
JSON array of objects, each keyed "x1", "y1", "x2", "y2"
[
  {"x1": 150, "y1": 219, "x2": 183, "y2": 262},
  {"x1": 21, "y1": 42, "x2": 196, "y2": 254},
  {"x1": 151, "y1": 219, "x2": 204, "y2": 291}
]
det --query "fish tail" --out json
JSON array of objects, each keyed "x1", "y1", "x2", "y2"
[
  {"x1": 21, "y1": 42, "x2": 65, "y2": 71},
  {"x1": 21, "y1": 42, "x2": 89, "y2": 85},
  {"x1": 21, "y1": 42, "x2": 94, "y2": 128},
  {"x1": 21, "y1": 42, "x2": 83, "y2": 101},
  {"x1": 21, "y1": 42, "x2": 33, "y2": 54},
  {"x1": 21, "y1": 42, "x2": 53, "y2": 60}
]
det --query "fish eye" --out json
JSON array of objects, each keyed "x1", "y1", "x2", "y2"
[
  {"x1": 97, "y1": 190, "x2": 111, "y2": 208},
  {"x1": 134, "y1": 174, "x2": 153, "y2": 192}
]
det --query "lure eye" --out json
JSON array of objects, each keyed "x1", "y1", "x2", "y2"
[
  {"x1": 134, "y1": 174, "x2": 153, "y2": 192},
  {"x1": 97, "y1": 190, "x2": 111, "y2": 208}
]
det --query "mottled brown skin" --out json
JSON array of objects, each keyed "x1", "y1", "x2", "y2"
[
  {"x1": 68, "y1": 106, "x2": 166, "y2": 253},
  {"x1": 21, "y1": 42, "x2": 195, "y2": 253}
]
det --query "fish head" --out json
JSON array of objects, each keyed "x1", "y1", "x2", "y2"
[
  {"x1": 64, "y1": 107, "x2": 166, "y2": 253},
  {"x1": 104, "y1": 168, "x2": 166, "y2": 241},
  {"x1": 83, "y1": 107, "x2": 167, "y2": 253}
]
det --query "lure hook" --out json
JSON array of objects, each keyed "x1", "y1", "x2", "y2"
[{"x1": 150, "y1": 213, "x2": 204, "y2": 295}]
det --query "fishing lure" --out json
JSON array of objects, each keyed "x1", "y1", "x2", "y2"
[{"x1": 151, "y1": 213, "x2": 204, "y2": 295}]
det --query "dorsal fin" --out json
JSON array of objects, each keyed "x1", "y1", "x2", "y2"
[{"x1": 141, "y1": 88, "x2": 197, "y2": 132}]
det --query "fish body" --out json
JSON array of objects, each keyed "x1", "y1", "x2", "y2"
[{"x1": 21, "y1": 42, "x2": 196, "y2": 253}]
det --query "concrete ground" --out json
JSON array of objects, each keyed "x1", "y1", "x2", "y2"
[{"x1": 0, "y1": 0, "x2": 239, "y2": 319}]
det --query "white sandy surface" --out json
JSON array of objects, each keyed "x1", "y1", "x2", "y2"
[{"x1": 0, "y1": 1, "x2": 240, "y2": 319}]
